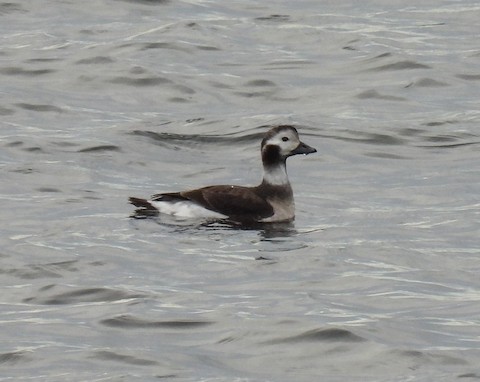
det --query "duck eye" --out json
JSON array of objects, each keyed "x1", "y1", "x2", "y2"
[{"x1": 282, "y1": 137, "x2": 289, "y2": 142}]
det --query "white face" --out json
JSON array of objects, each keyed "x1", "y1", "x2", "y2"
[{"x1": 265, "y1": 129, "x2": 301, "y2": 157}]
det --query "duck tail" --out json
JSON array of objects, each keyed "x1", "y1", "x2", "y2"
[{"x1": 129, "y1": 197, "x2": 159, "y2": 218}]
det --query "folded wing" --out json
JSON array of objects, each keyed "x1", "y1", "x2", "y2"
[{"x1": 153, "y1": 185, "x2": 274, "y2": 220}]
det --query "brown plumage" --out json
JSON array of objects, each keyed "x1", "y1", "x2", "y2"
[{"x1": 129, "y1": 125, "x2": 316, "y2": 223}]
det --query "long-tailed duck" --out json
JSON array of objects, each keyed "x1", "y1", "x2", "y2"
[{"x1": 129, "y1": 125, "x2": 316, "y2": 223}]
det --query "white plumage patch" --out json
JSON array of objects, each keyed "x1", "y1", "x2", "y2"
[
  {"x1": 150, "y1": 200, "x2": 227, "y2": 219},
  {"x1": 262, "y1": 164, "x2": 289, "y2": 186}
]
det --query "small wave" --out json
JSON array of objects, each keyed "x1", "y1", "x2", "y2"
[
  {"x1": 0, "y1": 105, "x2": 14, "y2": 115},
  {"x1": 137, "y1": 41, "x2": 191, "y2": 53},
  {"x1": 262, "y1": 327, "x2": 366, "y2": 344},
  {"x1": 75, "y1": 56, "x2": 115, "y2": 65},
  {"x1": 422, "y1": 120, "x2": 458, "y2": 127},
  {"x1": 116, "y1": 0, "x2": 169, "y2": 5},
  {"x1": 0, "y1": 2, "x2": 25, "y2": 14},
  {"x1": 0, "y1": 67, "x2": 55, "y2": 76},
  {"x1": 15, "y1": 103, "x2": 63, "y2": 113},
  {"x1": 101, "y1": 314, "x2": 213, "y2": 329},
  {"x1": 2, "y1": 260, "x2": 78, "y2": 280},
  {"x1": 196, "y1": 45, "x2": 221, "y2": 51},
  {"x1": 364, "y1": 152, "x2": 407, "y2": 159},
  {"x1": 456, "y1": 74, "x2": 480, "y2": 81},
  {"x1": 405, "y1": 78, "x2": 449, "y2": 88},
  {"x1": 78, "y1": 145, "x2": 121, "y2": 153},
  {"x1": 91, "y1": 350, "x2": 158, "y2": 366},
  {"x1": 390, "y1": 349, "x2": 468, "y2": 366},
  {"x1": 459, "y1": 373, "x2": 480, "y2": 378},
  {"x1": 23, "y1": 287, "x2": 146, "y2": 305},
  {"x1": 36, "y1": 187, "x2": 61, "y2": 192},
  {"x1": 245, "y1": 79, "x2": 277, "y2": 87},
  {"x1": 255, "y1": 14, "x2": 290, "y2": 22},
  {"x1": 356, "y1": 89, "x2": 407, "y2": 101},
  {"x1": 419, "y1": 140, "x2": 480, "y2": 149},
  {"x1": 368, "y1": 60, "x2": 431, "y2": 71},
  {"x1": 415, "y1": 129, "x2": 480, "y2": 149},
  {"x1": 0, "y1": 351, "x2": 31, "y2": 365},
  {"x1": 130, "y1": 128, "x2": 263, "y2": 150},
  {"x1": 325, "y1": 130, "x2": 406, "y2": 146},
  {"x1": 109, "y1": 76, "x2": 172, "y2": 87}
]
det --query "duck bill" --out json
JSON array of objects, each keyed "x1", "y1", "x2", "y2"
[{"x1": 291, "y1": 141, "x2": 317, "y2": 156}]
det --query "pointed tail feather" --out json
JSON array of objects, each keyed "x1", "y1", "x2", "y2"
[{"x1": 129, "y1": 197, "x2": 159, "y2": 218}]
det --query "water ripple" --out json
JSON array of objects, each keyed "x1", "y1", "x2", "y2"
[
  {"x1": 91, "y1": 350, "x2": 158, "y2": 366},
  {"x1": 101, "y1": 314, "x2": 214, "y2": 329},
  {"x1": 77, "y1": 145, "x2": 121, "y2": 153},
  {"x1": 131, "y1": 128, "x2": 263, "y2": 149},
  {"x1": 368, "y1": 60, "x2": 431, "y2": 71},
  {"x1": 1, "y1": 260, "x2": 78, "y2": 280},
  {"x1": 109, "y1": 76, "x2": 172, "y2": 87},
  {"x1": 23, "y1": 287, "x2": 146, "y2": 305},
  {"x1": 0, "y1": 351, "x2": 31, "y2": 365},
  {"x1": 262, "y1": 328, "x2": 366, "y2": 344},
  {"x1": 0, "y1": 67, "x2": 55, "y2": 76}
]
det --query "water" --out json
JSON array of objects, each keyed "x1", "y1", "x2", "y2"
[{"x1": 1, "y1": 1, "x2": 479, "y2": 381}]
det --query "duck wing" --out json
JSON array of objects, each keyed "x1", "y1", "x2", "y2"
[{"x1": 153, "y1": 185, "x2": 274, "y2": 220}]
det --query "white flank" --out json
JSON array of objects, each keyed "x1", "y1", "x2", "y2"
[{"x1": 151, "y1": 200, "x2": 227, "y2": 219}]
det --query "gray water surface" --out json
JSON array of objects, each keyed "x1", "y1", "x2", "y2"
[{"x1": 1, "y1": 1, "x2": 480, "y2": 381}]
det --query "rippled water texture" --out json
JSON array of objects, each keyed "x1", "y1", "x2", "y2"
[{"x1": 1, "y1": 1, "x2": 480, "y2": 381}]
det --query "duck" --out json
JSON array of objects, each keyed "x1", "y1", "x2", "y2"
[{"x1": 129, "y1": 125, "x2": 316, "y2": 223}]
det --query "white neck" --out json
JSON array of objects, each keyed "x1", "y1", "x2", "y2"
[{"x1": 262, "y1": 163, "x2": 290, "y2": 186}]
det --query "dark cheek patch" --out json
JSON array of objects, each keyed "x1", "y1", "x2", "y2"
[{"x1": 262, "y1": 145, "x2": 282, "y2": 166}]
